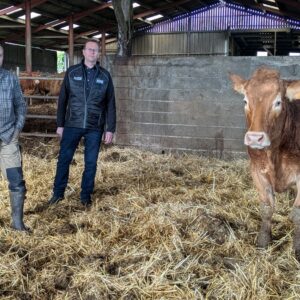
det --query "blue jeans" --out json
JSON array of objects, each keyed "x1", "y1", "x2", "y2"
[{"x1": 53, "y1": 127, "x2": 103, "y2": 201}]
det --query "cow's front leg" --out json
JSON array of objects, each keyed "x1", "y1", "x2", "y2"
[
  {"x1": 290, "y1": 207, "x2": 300, "y2": 261},
  {"x1": 290, "y1": 182, "x2": 300, "y2": 261},
  {"x1": 258, "y1": 200, "x2": 274, "y2": 248},
  {"x1": 252, "y1": 168, "x2": 275, "y2": 248}
]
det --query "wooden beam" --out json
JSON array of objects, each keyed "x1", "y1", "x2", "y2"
[
  {"x1": 1, "y1": 15, "x2": 68, "y2": 35},
  {"x1": 21, "y1": 132, "x2": 57, "y2": 137},
  {"x1": 0, "y1": 0, "x2": 47, "y2": 17},
  {"x1": 0, "y1": 24, "x2": 25, "y2": 28},
  {"x1": 44, "y1": 0, "x2": 193, "y2": 49},
  {"x1": 33, "y1": 35, "x2": 68, "y2": 39},
  {"x1": 33, "y1": 2, "x2": 112, "y2": 33}
]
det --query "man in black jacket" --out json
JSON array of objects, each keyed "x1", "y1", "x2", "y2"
[{"x1": 48, "y1": 40, "x2": 116, "y2": 206}]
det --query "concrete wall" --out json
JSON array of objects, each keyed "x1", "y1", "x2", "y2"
[{"x1": 107, "y1": 56, "x2": 300, "y2": 158}]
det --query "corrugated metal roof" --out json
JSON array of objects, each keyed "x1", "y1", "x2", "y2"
[{"x1": 0, "y1": 0, "x2": 300, "y2": 54}]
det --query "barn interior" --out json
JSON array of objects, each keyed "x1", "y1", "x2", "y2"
[{"x1": 1, "y1": 2, "x2": 300, "y2": 298}]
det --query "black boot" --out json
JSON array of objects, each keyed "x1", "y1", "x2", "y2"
[
  {"x1": 10, "y1": 191, "x2": 29, "y2": 231},
  {"x1": 48, "y1": 195, "x2": 64, "y2": 205}
]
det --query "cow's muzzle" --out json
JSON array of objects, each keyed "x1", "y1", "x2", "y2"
[{"x1": 244, "y1": 131, "x2": 271, "y2": 149}]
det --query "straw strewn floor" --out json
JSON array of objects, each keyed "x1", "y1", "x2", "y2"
[{"x1": 0, "y1": 138, "x2": 299, "y2": 300}]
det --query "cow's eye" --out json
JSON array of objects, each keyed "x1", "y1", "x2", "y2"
[
  {"x1": 275, "y1": 101, "x2": 281, "y2": 107},
  {"x1": 273, "y1": 94, "x2": 282, "y2": 110},
  {"x1": 243, "y1": 97, "x2": 248, "y2": 104}
]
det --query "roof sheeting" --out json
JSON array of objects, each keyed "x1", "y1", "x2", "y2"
[{"x1": 0, "y1": 0, "x2": 300, "y2": 54}]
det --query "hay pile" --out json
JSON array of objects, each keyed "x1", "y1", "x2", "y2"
[
  {"x1": 0, "y1": 138, "x2": 299, "y2": 299},
  {"x1": 24, "y1": 103, "x2": 57, "y2": 134}
]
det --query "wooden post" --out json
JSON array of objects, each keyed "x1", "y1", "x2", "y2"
[
  {"x1": 101, "y1": 30, "x2": 106, "y2": 65},
  {"x1": 112, "y1": 0, "x2": 133, "y2": 57},
  {"x1": 68, "y1": 15, "x2": 74, "y2": 66},
  {"x1": 25, "y1": 0, "x2": 32, "y2": 73}
]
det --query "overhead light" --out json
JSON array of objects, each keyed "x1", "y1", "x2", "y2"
[
  {"x1": 93, "y1": 33, "x2": 109, "y2": 39},
  {"x1": 289, "y1": 52, "x2": 300, "y2": 56},
  {"x1": 61, "y1": 24, "x2": 79, "y2": 30},
  {"x1": 18, "y1": 12, "x2": 41, "y2": 20},
  {"x1": 133, "y1": 2, "x2": 140, "y2": 8},
  {"x1": 262, "y1": 3, "x2": 279, "y2": 10},
  {"x1": 146, "y1": 14, "x2": 163, "y2": 21}
]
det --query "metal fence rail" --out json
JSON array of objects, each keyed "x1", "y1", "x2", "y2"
[{"x1": 20, "y1": 75, "x2": 61, "y2": 137}]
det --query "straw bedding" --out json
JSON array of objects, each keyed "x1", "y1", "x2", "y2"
[{"x1": 0, "y1": 138, "x2": 299, "y2": 300}]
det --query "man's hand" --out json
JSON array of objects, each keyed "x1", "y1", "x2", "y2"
[
  {"x1": 103, "y1": 131, "x2": 114, "y2": 144},
  {"x1": 12, "y1": 129, "x2": 20, "y2": 140},
  {"x1": 56, "y1": 127, "x2": 64, "y2": 138}
]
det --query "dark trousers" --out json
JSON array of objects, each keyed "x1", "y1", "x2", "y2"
[{"x1": 53, "y1": 127, "x2": 103, "y2": 201}]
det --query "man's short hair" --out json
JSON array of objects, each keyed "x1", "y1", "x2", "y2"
[{"x1": 83, "y1": 39, "x2": 99, "y2": 50}]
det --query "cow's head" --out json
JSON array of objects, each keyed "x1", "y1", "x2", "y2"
[{"x1": 230, "y1": 68, "x2": 300, "y2": 150}]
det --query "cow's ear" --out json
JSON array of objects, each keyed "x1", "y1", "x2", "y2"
[
  {"x1": 285, "y1": 80, "x2": 300, "y2": 101},
  {"x1": 229, "y1": 73, "x2": 246, "y2": 94}
]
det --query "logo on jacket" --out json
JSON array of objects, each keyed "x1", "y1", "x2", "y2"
[
  {"x1": 74, "y1": 76, "x2": 82, "y2": 81},
  {"x1": 96, "y1": 79, "x2": 104, "y2": 84}
]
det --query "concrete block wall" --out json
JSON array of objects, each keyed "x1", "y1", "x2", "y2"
[{"x1": 107, "y1": 56, "x2": 300, "y2": 158}]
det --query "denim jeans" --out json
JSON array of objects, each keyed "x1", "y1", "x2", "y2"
[{"x1": 53, "y1": 127, "x2": 103, "y2": 201}]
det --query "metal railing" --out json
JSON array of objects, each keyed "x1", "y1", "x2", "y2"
[{"x1": 19, "y1": 75, "x2": 63, "y2": 138}]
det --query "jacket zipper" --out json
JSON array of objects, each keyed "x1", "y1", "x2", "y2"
[{"x1": 83, "y1": 70, "x2": 87, "y2": 128}]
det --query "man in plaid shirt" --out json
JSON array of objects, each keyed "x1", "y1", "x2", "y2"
[{"x1": 0, "y1": 44, "x2": 28, "y2": 231}]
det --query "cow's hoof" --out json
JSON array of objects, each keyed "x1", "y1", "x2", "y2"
[
  {"x1": 295, "y1": 250, "x2": 300, "y2": 262},
  {"x1": 293, "y1": 234, "x2": 300, "y2": 262},
  {"x1": 257, "y1": 230, "x2": 272, "y2": 249}
]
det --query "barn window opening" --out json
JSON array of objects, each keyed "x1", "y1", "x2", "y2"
[
  {"x1": 257, "y1": 51, "x2": 268, "y2": 56},
  {"x1": 133, "y1": 2, "x2": 140, "y2": 8},
  {"x1": 18, "y1": 12, "x2": 41, "y2": 20},
  {"x1": 57, "y1": 51, "x2": 66, "y2": 73},
  {"x1": 61, "y1": 24, "x2": 79, "y2": 31},
  {"x1": 93, "y1": 33, "x2": 109, "y2": 39}
]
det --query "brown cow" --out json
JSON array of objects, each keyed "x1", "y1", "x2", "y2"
[
  {"x1": 230, "y1": 67, "x2": 300, "y2": 260},
  {"x1": 19, "y1": 71, "x2": 40, "y2": 95},
  {"x1": 37, "y1": 72, "x2": 65, "y2": 96}
]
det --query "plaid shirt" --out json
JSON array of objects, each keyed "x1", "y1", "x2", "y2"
[{"x1": 0, "y1": 68, "x2": 27, "y2": 143}]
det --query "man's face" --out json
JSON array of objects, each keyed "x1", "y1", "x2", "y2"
[
  {"x1": 82, "y1": 42, "x2": 99, "y2": 65},
  {"x1": 0, "y1": 47, "x2": 3, "y2": 67}
]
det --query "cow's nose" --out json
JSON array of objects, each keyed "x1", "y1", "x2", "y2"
[
  {"x1": 244, "y1": 131, "x2": 270, "y2": 148},
  {"x1": 245, "y1": 132, "x2": 264, "y2": 144}
]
